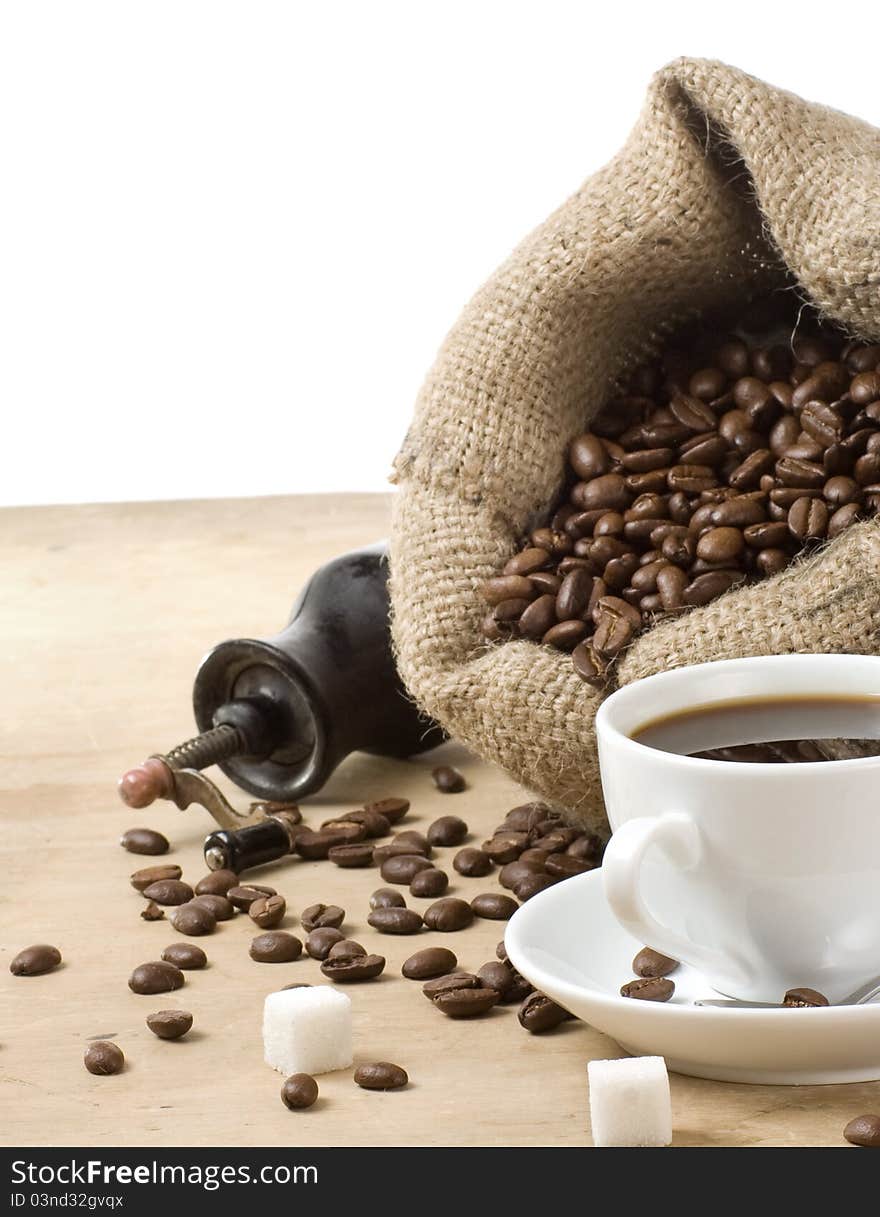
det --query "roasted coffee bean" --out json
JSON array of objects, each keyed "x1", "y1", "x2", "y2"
[
  {"x1": 481, "y1": 574, "x2": 537, "y2": 605},
  {"x1": 250, "y1": 932, "x2": 303, "y2": 963},
  {"x1": 369, "y1": 888, "x2": 405, "y2": 910},
  {"x1": 142, "y1": 879, "x2": 194, "y2": 907},
  {"x1": 327, "y1": 842, "x2": 375, "y2": 868},
  {"x1": 850, "y1": 371, "x2": 880, "y2": 405},
  {"x1": 782, "y1": 986, "x2": 829, "y2": 1008},
  {"x1": 367, "y1": 907, "x2": 424, "y2": 935},
  {"x1": 327, "y1": 939, "x2": 367, "y2": 960},
  {"x1": 423, "y1": 897, "x2": 475, "y2": 932},
  {"x1": 683, "y1": 570, "x2": 742, "y2": 606},
  {"x1": 543, "y1": 620, "x2": 588, "y2": 650},
  {"x1": 395, "y1": 829, "x2": 431, "y2": 852},
  {"x1": 84, "y1": 1041, "x2": 124, "y2": 1075},
  {"x1": 482, "y1": 832, "x2": 528, "y2": 864},
  {"x1": 571, "y1": 642, "x2": 607, "y2": 686},
  {"x1": 194, "y1": 869, "x2": 238, "y2": 897},
  {"x1": 129, "y1": 961, "x2": 185, "y2": 995},
  {"x1": 130, "y1": 864, "x2": 182, "y2": 892},
  {"x1": 632, "y1": 947, "x2": 678, "y2": 978},
  {"x1": 531, "y1": 527, "x2": 572, "y2": 556},
  {"x1": 743, "y1": 520, "x2": 789, "y2": 548},
  {"x1": 121, "y1": 828, "x2": 169, "y2": 856},
  {"x1": 828, "y1": 502, "x2": 861, "y2": 538},
  {"x1": 544, "y1": 854, "x2": 592, "y2": 878},
  {"x1": 340, "y1": 808, "x2": 391, "y2": 838},
  {"x1": 555, "y1": 568, "x2": 594, "y2": 620},
  {"x1": 363, "y1": 797, "x2": 410, "y2": 824},
  {"x1": 188, "y1": 895, "x2": 232, "y2": 920},
  {"x1": 320, "y1": 953, "x2": 386, "y2": 982},
  {"x1": 422, "y1": 972, "x2": 481, "y2": 1000},
  {"x1": 402, "y1": 947, "x2": 458, "y2": 980},
  {"x1": 296, "y1": 827, "x2": 359, "y2": 861},
  {"x1": 432, "y1": 986, "x2": 500, "y2": 1018},
  {"x1": 788, "y1": 496, "x2": 828, "y2": 541},
  {"x1": 513, "y1": 873, "x2": 559, "y2": 901},
  {"x1": 576, "y1": 472, "x2": 632, "y2": 512},
  {"x1": 410, "y1": 868, "x2": 449, "y2": 897},
  {"x1": 249, "y1": 894, "x2": 287, "y2": 928},
  {"x1": 843, "y1": 1114, "x2": 880, "y2": 1147},
  {"x1": 373, "y1": 839, "x2": 432, "y2": 865},
  {"x1": 493, "y1": 596, "x2": 531, "y2": 625},
  {"x1": 567, "y1": 832, "x2": 604, "y2": 862},
  {"x1": 476, "y1": 960, "x2": 517, "y2": 1001},
  {"x1": 354, "y1": 1062, "x2": 408, "y2": 1090},
  {"x1": 305, "y1": 927, "x2": 345, "y2": 960},
  {"x1": 518, "y1": 992, "x2": 572, "y2": 1033},
  {"x1": 301, "y1": 903, "x2": 345, "y2": 931},
  {"x1": 504, "y1": 546, "x2": 552, "y2": 576},
  {"x1": 432, "y1": 764, "x2": 466, "y2": 793},
  {"x1": 169, "y1": 901, "x2": 216, "y2": 937},
  {"x1": 756, "y1": 548, "x2": 790, "y2": 575},
  {"x1": 453, "y1": 847, "x2": 493, "y2": 877},
  {"x1": 146, "y1": 1010, "x2": 193, "y2": 1040},
  {"x1": 518, "y1": 594, "x2": 558, "y2": 638},
  {"x1": 281, "y1": 1074, "x2": 319, "y2": 1110},
  {"x1": 470, "y1": 892, "x2": 518, "y2": 920},
  {"x1": 499, "y1": 859, "x2": 545, "y2": 889},
  {"x1": 161, "y1": 943, "x2": 207, "y2": 970},
  {"x1": 620, "y1": 977, "x2": 675, "y2": 1002},
  {"x1": 695, "y1": 527, "x2": 744, "y2": 563},
  {"x1": 569, "y1": 433, "x2": 611, "y2": 479},
  {"x1": 141, "y1": 901, "x2": 164, "y2": 922},
  {"x1": 10, "y1": 944, "x2": 62, "y2": 976},
  {"x1": 592, "y1": 609, "x2": 634, "y2": 658},
  {"x1": 227, "y1": 884, "x2": 276, "y2": 912},
  {"x1": 380, "y1": 854, "x2": 434, "y2": 885},
  {"x1": 670, "y1": 394, "x2": 716, "y2": 432}
]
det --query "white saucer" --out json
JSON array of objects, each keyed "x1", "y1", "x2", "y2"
[{"x1": 505, "y1": 868, "x2": 880, "y2": 1085}]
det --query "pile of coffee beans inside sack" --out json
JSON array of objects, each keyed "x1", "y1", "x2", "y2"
[{"x1": 481, "y1": 298, "x2": 880, "y2": 686}]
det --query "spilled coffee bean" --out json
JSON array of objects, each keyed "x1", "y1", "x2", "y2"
[
  {"x1": 362, "y1": 797, "x2": 410, "y2": 824},
  {"x1": 422, "y1": 898, "x2": 474, "y2": 932},
  {"x1": 161, "y1": 943, "x2": 207, "y2": 970},
  {"x1": 249, "y1": 894, "x2": 287, "y2": 929},
  {"x1": 228, "y1": 885, "x2": 276, "y2": 912},
  {"x1": 282, "y1": 1073, "x2": 319, "y2": 1110},
  {"x1": 146, "y1": 1010, "x2": 193, "y2": 1040},
  {"x1": 305, "y1": 928, "x2": 345, "y2": 960},
  {"x1": 409, "y1": 868, "x2": 448, "y2": 897},
  {"x1": 121, "y1": 828, "x2": 169, "y2": 856},
  {"x1": 427, "y1": 815, "x2": 469, "y2": 846},
  {"x1": 84, "y1": 1041, "x2": 124, "y2": 1075},
  {"x1": 129, "y1": 961, "x2": 185, "y2": 995},
  {"x1": 320, "y1": 953, "x2": 386, "y2": 982},
  {"x1": 620, "y1": 977, "x2": 675, "y2": 1002},
  {"x1": 401, "y1": 947, "x2": 458, "y2": 980},
  {"x1": 194, "y1": 870, "x2": 238, "y2": 897},
  {"x1": 432, "y1": 986, "x2": 499, "y2": 1018},
  {"x1": 143, "y1": 879, "x2": 194, "y2": 907},
  {"x1": 192, "y1": 894, "x2": 235, "y2": 921},
  {"x1": 432, "y1": 765, "x2": 465, "y2": 793},
  {"x1": 367, "y1": 907, "x2": 424, "y2": 935},
  {"x1": 369, "y1": 888, "x2": 405, "y2": 910},
  {"x1": 380, "y1": 854, "x2": 434, "y2": 885},
  {"x1": 453, "y1": 848, "x2": 492, "y2": 877},
  {"x1": 10, "y1": 944, "x2": 62, "y2": 976},
  {"x1": 169, "y1": 902, "x2": 216, "y2": 936},
  {"x1": 518, "y1": 992, "x2": 572, "y2": 1032},
  {"x1": 130, "y1": 864, "x2": 181, "y2": 892},
  {"x1": 327, "y1": 939, "x2": 366, "y2": 960},
  {"x1": 250, "y1": 932, "x2": 303, "y2": 963},
  {"x1": 782, "y1": 986, "x2": 829, "y2": 1008},
  {"x1": 301, "y1": 903, "x2": 345, "y2": 931},
  {"x1": 632, "y1": 947, "x2": 679, "y2": 978},
  {"x1": 354, "y1": 1062, "x2": 408, "y2": 1090},
  {"x1": 470, "y1": 893, "x2": 518, "y2": 921},
  {"x1": 843, "y1": 1114, "x2": 880, "y2": 1147}
]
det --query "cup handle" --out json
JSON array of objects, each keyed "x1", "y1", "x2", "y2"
[{"x1": 603, "y1": 812, "x2": 743, "y2": 982}]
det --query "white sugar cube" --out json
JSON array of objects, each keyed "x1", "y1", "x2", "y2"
[
  {"x1": 263, "y1": 987, "x2": 353, "y2": 1076},
  {"x1": 588, "y1": 1056, "x2": 671, "y2": 1147}
]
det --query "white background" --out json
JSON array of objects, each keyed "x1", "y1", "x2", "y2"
[{"x1": 2, "y1": 1, "x2": 879, "y2": 507}]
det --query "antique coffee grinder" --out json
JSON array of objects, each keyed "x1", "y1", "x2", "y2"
[{"x1": 118, "y1": 543, "x2": 443, "y2": 872}]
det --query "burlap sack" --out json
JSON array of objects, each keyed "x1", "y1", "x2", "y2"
[{"x1": 389, "y1": 57, "x2": 880, "y2": 833}]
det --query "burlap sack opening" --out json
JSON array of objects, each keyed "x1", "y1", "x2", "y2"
[{"x1": 390, "y1": 57, "x2": 880, "y2": 832}]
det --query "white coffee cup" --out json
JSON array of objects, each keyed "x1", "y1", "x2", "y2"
[{"x1": 596, "y1": 654, "x2": 880, "y2": 1003}]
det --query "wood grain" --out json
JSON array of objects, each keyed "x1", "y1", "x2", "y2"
[{"x1": 0, "y1": 494, "x2": 868, "y2": 1147}]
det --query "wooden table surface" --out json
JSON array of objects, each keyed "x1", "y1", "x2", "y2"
[{"x1": 0, "y1": 493, "x2": 871, "y2": 1148}]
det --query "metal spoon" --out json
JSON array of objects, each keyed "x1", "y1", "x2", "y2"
[{"x1": 695, "y1": 976, "x2": 880, "y2": 1009}]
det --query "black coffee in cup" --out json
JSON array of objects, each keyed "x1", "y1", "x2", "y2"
[{"x1": 633, "y1": 694, "x2": 880, "y2": 762}]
